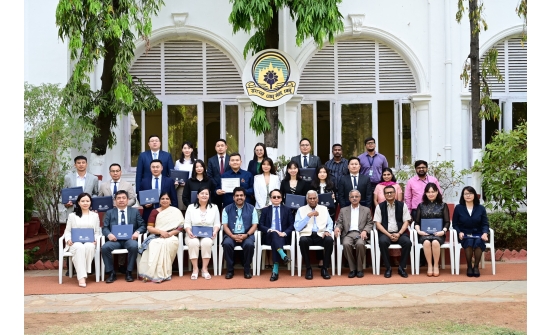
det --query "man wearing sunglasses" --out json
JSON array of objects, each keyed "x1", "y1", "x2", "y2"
[{"x1": 258, "y1": 189, "x2": 294, "y2": 282}]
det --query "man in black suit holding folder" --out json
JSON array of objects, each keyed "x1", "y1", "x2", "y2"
[
  {"x1": 101, "y1": 190, "x2": 147, "y2": 283},
  {"x1": 138, "y1": 159, "x2": 178, "y2": 223}
]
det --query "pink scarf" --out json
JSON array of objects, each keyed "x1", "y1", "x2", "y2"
[{"x1": 379, "y1": 181, "x2": 397, "y2": 187}]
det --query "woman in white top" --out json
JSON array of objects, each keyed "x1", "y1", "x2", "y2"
[
  {"x1": 174, "y1": 141, "x2": 197, "y2": 211},
  {"x1": 63, "y1": 192, "x2": 101, "y2": 287},
  {"x1": 253, "y1": 158, "x2": 281, "y2": 211},
  {"x1": 184, "y1": 187, "x2": 221, "y2": 280}
]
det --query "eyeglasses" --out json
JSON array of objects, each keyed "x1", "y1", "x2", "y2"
[
  {"x1": 271, "y1": 196, "x2": 282, "y2": 199},
  {"x1": 384, "y1": 191, "x2": 395, "y2": 195},
  {"x1": 366, "y1": 141, "x2": 375, "y2": 145}
]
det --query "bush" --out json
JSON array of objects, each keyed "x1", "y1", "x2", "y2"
[{"x1": 488, "y1": 211, "x2": 527, "y2": 251}]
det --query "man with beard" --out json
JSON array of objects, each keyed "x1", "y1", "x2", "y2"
[
  {"x1": 358, "y1": 137, "x2": 388, "y2": 190},
  {"x1": 324, "y1": 143, "x2": 349, "y2": 196}
]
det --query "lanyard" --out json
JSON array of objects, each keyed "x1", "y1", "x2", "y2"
[{"x1": 366, "y1": 154, "x2": 375, "y2": 168}]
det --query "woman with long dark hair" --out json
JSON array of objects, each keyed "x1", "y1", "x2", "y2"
[
  {"x1": 247, "y1": 142, "x2": 268, "y2": 176},
  {"x1": 279, "y1": 161, "x2": 309, "y2": 205},
  {"x1": 182, "y1": 159, "x2": 216, "y2": 207},
  {"x1": 373, "y1": 168, "x2": 403, "y2": 207},
  {"x1": 309, "y1": 165, "x2": 336, "y2": 219},
  {"x1": 174, "y1": 141, "x2": 197, "y2": 212}
]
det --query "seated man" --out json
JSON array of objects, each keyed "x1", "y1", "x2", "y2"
[
  {"x1": 374, "y1": 185, "x2": 412, "y2": 278},
  {"x1": 258, "y1": 189, "x2": 294, "y2": 282},
  {"x1": 221, "y1": 187, "x2": 258, "y2": 279},
  {"x1": 334, "y1": 189, "x2": 374, "y2": 278},
  {"x1": 295, "y1": 190, "x2": 334, "y2": 280},
  {"x1": 101, "y1": 190, "x2": 147, "y2": 283}
]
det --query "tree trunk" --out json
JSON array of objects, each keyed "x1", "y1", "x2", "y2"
[
  {"x1": 263, "y1": 0, "x2": 280, "y2": 149},
  {"x1": 470, "y1": 0, "x2": 482, "y2": 149}
]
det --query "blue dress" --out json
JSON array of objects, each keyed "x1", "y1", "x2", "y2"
[{"x1": 452, "y1": 204, "x2": 490, "y2": 251}]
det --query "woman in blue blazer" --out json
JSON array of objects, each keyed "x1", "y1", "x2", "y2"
[{"x1": 452, "y1": 186, "x2": 490, "y2": 277}]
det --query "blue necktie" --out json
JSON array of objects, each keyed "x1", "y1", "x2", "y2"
[
  {"x1": 303, "y1": 156, "x2": 308, "y2": 168},
  {"x1": 353, "y1": 175, "x2": 358, "y2": 189},
  {"x1": 120, "y1": 210, "x2": 126, "y2": 225},
  {"x1": 153, "y1": 152, "x2": 158, "y2": 159},
  {"x1": 155, "y1": 177, "x2": 159, "y2": 194},
  {"x1": 113, "y1": 182, "x2": 118, "y2": 194},
  {"x1": 274, "y1": 206, "x2": 281, "y2": 231}
]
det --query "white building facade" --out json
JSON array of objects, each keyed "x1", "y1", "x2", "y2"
[{"x1": 24, "y1": 0, "x2": 526, "y2": 204}]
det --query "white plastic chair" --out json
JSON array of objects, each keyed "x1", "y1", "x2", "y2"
[
  {"x1": 218, "y1": 230, "x2": 258, "y2": 276},
  {"x1": 58, "y1": 234, "x2": 101, "y2": 284},
  {"x1": 256, "y1": 231, "x2": 295, "y2": 276},
  {"x1": 452, "y1": 227, "x2": 496, "y2": 275},
  {"x1": 138, "y1": 231, "x2": 195, "y2": 277},
  {"x1": 181, "y1": 229, "x2": 219, "y2": 276},
  {"x1": 412, "y1": 223, "x2": 455, "y2": 275},
  {"x1": 373, "y1": 225, "x2": 415, "y2": 275},
  {"x1": 336, "y1": 229, "x2": 376, "y2": 276},
  {"x1": 296, "y1": 231, "x2": 335, "y2": 277},
  {"x1": 100, "y1": 234, "x2": 142, "y2": 281}
]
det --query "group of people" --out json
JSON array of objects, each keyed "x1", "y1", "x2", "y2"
[{"x1": 61, "y1": 135, "x2": 491, "y2": 287}]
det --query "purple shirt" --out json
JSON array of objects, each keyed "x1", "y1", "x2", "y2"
[
  {"x1": 357, "y1": 151, "x2": 388, "y2": 183},
  {"x1": 404, "y1": 175, "x2": 442, "y2": 212}
]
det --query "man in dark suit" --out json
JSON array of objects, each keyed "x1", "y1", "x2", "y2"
[
  {"x1": 138, "y1": 159, "x2": 178, "y2": 223},
  {"x1": 207, "y1": 139, "x2": 230, "y2": 209},
  {"x1": 338, "y1": 157, "x2": 373, "y2": 209},
  {"x1": 258, "y1": 189, "x2": 294, "y2": 282},
  {"x1": 101, "y1": 190, "x2": 147, "y2": 283},
  {"x1": 334, "y1": 190, "x2": 374, "y2": 278},
  {"x1": 290, "y1": 138, "x2": 321, "y2": 169},
  {"x1": 135, "y1": 135, "x2": 174, "y2": 194}
]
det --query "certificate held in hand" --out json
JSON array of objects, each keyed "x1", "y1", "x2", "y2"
[
  {"x1": 221, "y1": 178, "x2": 240, "y2": 193},
  {"x1": 318, "y1": 193, "x2": 335, "y2": 208},
  {"x1": 170, "y1": 170, "x2": 189, "y2": 185},
  {"x1": 299, "y1": 168, "x2": 316, "y2": 182},
  {"x1": 139, "y1": 189, "x2": 159, "y2": 205},
  {"x1": 112, "y1": 225, "x2": 133, "y2": 240},
  {"x1": 62, "y1": 186, "x2": 83, "y2": 204},
  {"x1": 285, "y1": 194, "x2": 306, "y2": 209},
  {"x1": 91, "y1": 196, "x2": 114, "y2": 212},
  {"x1": 71, "y1": 228, "x2": 95, "y2": 243},
  {"x1": 192, "y1": 226, "x2": 213, "y2": 238},
  {"x1": 420, "y1": 218, "x2": 443, "y2": 235}
]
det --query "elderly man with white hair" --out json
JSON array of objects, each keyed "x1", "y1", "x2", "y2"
[{"x1": 294, "y1": 190, "x2": 334, "y2": 280}]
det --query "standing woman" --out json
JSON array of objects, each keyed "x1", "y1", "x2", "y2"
[
  {"x1": 373, "y1": 168, "x2": 403, "y2": 207},
  {"x1": 309, "y1": 165, "x2": 336, "y2": 220},
  {"x1": 182, "y1": 159, "x2": 216, "y2": 207},
  {"x1": 174, "y1": 142, "x2": 197, "y2": 213},
  {"x1": 414, "y1": 183, "x2": 450, "y2": 277},
  {"x1": 453, "y1": 186, "x2": 490, "y2": 277},
  {"x1": 253, "y1": 158, "x2": 281, "y2": 212},
  {"x1": 184, "y1": 187, "x2": 221, "y2": 280},
  {"x1": 247, "y1": 143, "x2": 268, "y2": 177},
  {"x1": 63, "y1": 193, "x2": 101, "y2": 287},
  {"x1": 280, "y1": 161, "x2": 309, "y2": 206}
]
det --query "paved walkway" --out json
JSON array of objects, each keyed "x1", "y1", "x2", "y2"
[{"x1": 25, "y1": 271, "x2": 526, "y2": 313}]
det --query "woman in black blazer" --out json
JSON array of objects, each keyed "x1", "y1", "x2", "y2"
[
  {"x1": 279, "y1": 161, "x2": 309, "y2": 206},
  {"x1": 182, "y1": 160, "x2": 216, "y2": 207},
  {"x1": 452, "y1": 186, "x2": 490, "y2": 278}
]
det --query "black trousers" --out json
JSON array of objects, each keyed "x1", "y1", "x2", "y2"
[
  {"x1": 378, "y1": 233, "x2": 412, "y2": 269},
  {"x1": 299, "y1": 233, "x2": 333, "y2": 269}
]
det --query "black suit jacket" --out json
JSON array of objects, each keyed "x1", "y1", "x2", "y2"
[
  {"x1": 207, "y1": 154, "x2": 230, "y2": 190},
  {"x1": 291, "y1": 154, "x2": 321, "y2": 169},
  {"x1": 138, "y1": 176, "x2": 178, "y2": 222},
  {"x1": 102, "y1": 206, "x2": 147, "y2": 237},
  {"x1": 280, "y1": 179, "x2": 310, "y2": 205},
  {"x1": 338, "y1": 174, "x2": 373, "y2": 209},
  {"x1": 258, "y1": 204, "x2": 294, "y2": 244},
  {"x1": 246, "y1": 160, "x2": 262, "y2": 177},
  {"x1": 135, "y1": 150, "x2": 174, "y2": 193}
]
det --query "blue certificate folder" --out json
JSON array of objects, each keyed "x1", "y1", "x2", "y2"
[
  {"x1": 299, "y1": 168, "x2": 316, "y2": 182},
  {"x1": 170, "y1": 170, "x2": 189, "y2": 185},
  {"x1": 285, "y1": 194, "x2": 306, "y2": 209},
  {"x1": 62, "y1": 187, "x2": 83, "y2": 204},
  {"x1": 190, "y1": 191, "x2": 197, "y2": 204},
  {"x1": 192, "y1": 226, "x2": 213, "y2": 238},
  {"x1": 112, "y1": 225, "x2": 133, "y2": 240},
  {"x1": 91, "y1": 196, "x2": 113, "y2": 212},
  {"x1": 318, "y1": 193, "x2": 335, "y2": 208},
  {"x1": 71, "y1": 228, "x2": 95, "y2": 243},
  {"x1": 139, "y1": 189, "x2": 159, "y2": 205},
  {"x1": 420, "y1": 218, "x2": 443, "y2": 234}
]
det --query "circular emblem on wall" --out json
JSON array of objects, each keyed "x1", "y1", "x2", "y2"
[{"x1": 242, "y1": 49, "x2": 300, "y2": 107}]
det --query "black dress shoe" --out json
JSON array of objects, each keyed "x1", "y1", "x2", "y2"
[
  {"x1": 125, "y1": 271, "x2": 134, "y2": 282},
  {"x1": 118, "y1": 265, "x2": 127, "y2": 275},
  {"x1": 106, "y1": 271, "x2": 117, "y2": 283},
  {"x1": 384, "y1": 268, "x2": 392, "y2": 278},
  {"x1": 473, "y1": 267, "x2": 480, "y2": 277},
  {"x1": 348, "y1": 270, "x2": 357, "y2": 278},
  {"x1": 270, "y1": 272, "x2": 279, "y2": 282},
  {"x1": 356, "y1": 271, "x2": 364, "y2": 278},
  {"x1": 282, "y1": 256, "x2": 291, "y2": 266},
  {"x1": 305, "y1": 267, "x2": 313, "y2": 280},
  {"x1": 244, "y1": 271, "x2": 252, "y2": 279},
  {"x1": 65, "y1": 270, "x2": 69, "y2": 276},
  {"x1": 321, "y1": 267, "x2": 331, "y2": 279},
  {"x1": 225, "y1": 271, "x2": 234, "y2": 279},
  {"x1": 397, "y1": 266, "x2": 408, "y2": 278},
  {"x1": 466, "y1": 267, "x2": 474, "y2": 277}
]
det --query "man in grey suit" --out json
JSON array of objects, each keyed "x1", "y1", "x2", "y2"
[
  {"x1": 98, "y1": 163, "x2": 137, "y2": 206},
  {"x1": 62, "y1": 155, "x2": 99, "y2": 222},
  {"x1": 101, "y1": 190, "x2": 147, "y2": 283},
  {"x1": 334, "y1": 190, "x2": 374, "y2": 278},
  {"x1": 290, "y1": 138, "x2": 321, "y2": 169}
]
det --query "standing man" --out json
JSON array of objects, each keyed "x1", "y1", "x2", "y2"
[
  {"x1": 258, "y1": 189, "x2": 294, "y2": 282},
  {"x1": 62, "y1": 155, "x2": 99, "y2": 221},
  {"x1": 324, "y1": 143, "x2": 349, "y2": 196},
  {"x1": 404, "y1": 160, "x2": 442, "y2": 219},
  {"x1": 291, "y1": 138, "x2": 321, "y2": 169},
  {"x1": 135, "y1": 135, "x2": 174, "y2": 194},
  {"x1": 138, "y1": 159, "x2": 178, "y2": 223},
  {"x1": 207, "y1": 139, "x2": 230, "y2": 209},
  {"x1": 216, "y1": 153, "x2": 254, "y2": 206},
  {"x1": 99, "y1": 163, "x2": 137, "y2": 206},
  {"x1": 101, "y1": 190, "x2": 147, "y2": 283},
  {"x1": 221, "y1": 187, "x2": 258, "y2": 279},
  {"x1": 374, "y1": 185, "x2": 412, "y2": 278},
  {"x1": 337, "y1": 157, "x2": 372, "y2": 209},
  {"x1": 358, "y1": 137, "x2": 389, "y2": 190},
  {"x1": 334, "y1": 190, "x2": 374, "y2": 278},
  {"x1": 295, "y1": 190, "x2": 334, "y2": 280}
]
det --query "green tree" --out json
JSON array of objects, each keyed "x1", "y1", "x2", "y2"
[
  {"x1": 24, "y1": 83, "x2": 95, "y2": 257},
  {"x1": 229, "y1": 0, "x2": 344, "y2": 149},
  {"x1": 55, "y1": 0, "x2": 164, "y2": 155}
]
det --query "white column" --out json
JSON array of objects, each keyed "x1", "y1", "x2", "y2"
[{"x1": 409, "y1": 93, "x2": 432, "y2": 161}]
